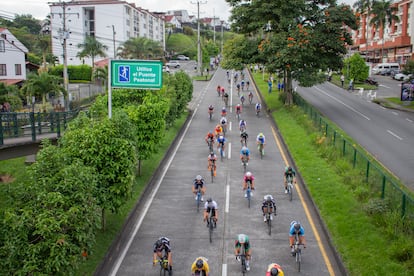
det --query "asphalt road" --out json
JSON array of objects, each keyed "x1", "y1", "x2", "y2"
[
  {"x1": 296, "y1": 77, "x2": 414, "y2": 190},
  {"x1": 100, "y1": 67, "x2": 344, "y2": 276}
]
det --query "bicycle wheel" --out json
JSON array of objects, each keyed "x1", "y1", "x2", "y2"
[
  {"x1": 196, "y1": 191, "x2": 201, "y2": 212},
  {"x1": 220, "y1": 146, "x2": 224, "y2": 161},
  {"x1": 288, "y1": 183, "x2": 293, "y2": 201},
  {"x1": 243, "y1": 161, "x2": 246, "y2": 173},
  {"x1": 209, "y1": 216, "x2": 214, "y2": 243},
  {"x1": 296, "y1": 249, "x2": 301, "y2": 272},
  {"x1": 247, "y1": 188, "x2": 251, "y2": 208},
  {"x1": 259, "y1": 144, "x2": 263, "y2": 159},
  {"x1": 267, "y1": 212, "x2": 272, "y2": 235},
  {"x1": 210, "y1": 166, "x2": 214, "y2": 183}
]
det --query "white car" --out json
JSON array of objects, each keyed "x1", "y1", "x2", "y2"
[
  {"x1": 165, "y1": 60, "x2": 181, "y2": 68},
  {"x1": 176, "y1": 55, "x2": 190, "y2": 61},
  {"x1": 393, "y1": 73, "x2": 412, "y2": 81}
]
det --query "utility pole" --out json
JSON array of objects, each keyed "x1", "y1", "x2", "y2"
[
  {"x1": 221, "y1": 20, "x2": 224, "y2": 54},
  {"x1": 107, "y1": 25, "x2": 116, "y2": 58},
  {"x1": 213, "y1": 9, "x2": 215, "y2": 43},
  {"x1": 191, "y1": 0, "x2": 207, "y2": 76}
]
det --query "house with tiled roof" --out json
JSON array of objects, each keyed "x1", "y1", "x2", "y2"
[
  {"x1": 164, "y1": 15, "x2": 182, "y2": 29},
  {"x1": 0, "y1": 28, "x2": 28, "y2": 86}
]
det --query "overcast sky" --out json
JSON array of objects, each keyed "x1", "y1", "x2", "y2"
[{"x1": 1, "y1": 0, "x2": 355, "y2": 22}]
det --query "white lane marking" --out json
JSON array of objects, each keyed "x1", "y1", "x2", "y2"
[
  {"x1": 222, "y1": 263, "x2": 228, "y2": 276},
  {"x1": 225, "y1": 185, "x2": 230, "y2": 213},
  {"x1": 379, "y1": 84, "x2": 391, "y2": 89},
  {"x1": 228, "y1": 142, "x2": 232, "y2": 159},
  {"x1": 315, "y1": 86, "x2": 371, "y2": 120},
  {"x1": 387, "y1": 129, "x2": 403, "y2": 140},
  {"x1": 392, "y1": 111, "x2": 399, "y2": 116},
  {"x1": 406, "y1": 118, "x2": 413, "y2": 123},
  {"x1": 229, "y1": 121, "x2": 232, "y2": 131},
  {"x1": 109, "y1": 74, "x2": 213, "y2": 276}
]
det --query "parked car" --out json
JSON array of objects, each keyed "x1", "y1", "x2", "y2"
[
  {"x1": 393, "y1": 73, "x2": 412, "y2": 81},
  {"x1": 165, "y1": 60, "x2": 181, "y2": 68},
  {"x1": 176, "y1": 55, "x2": 190, "y2": 60},
  {"x1": 365, "y1": 77, "x2": 378, "y2": 86}
]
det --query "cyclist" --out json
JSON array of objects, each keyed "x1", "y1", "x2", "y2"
[
  {"x1": 226, "y1": 70, "x2": 230, "y2": 80},
  {"x1": 240, "y1": 94, "x2": 245, "y2": 105},
  {"x1": 241, "y1": 79, "x2": 245, "y2": 90},
  {"x1": 256, "y1": 132, "x2": 266, "y2": 154},
  {"x1": 255, "y1": 102, "x2": 262, "y2": 115},
  {"x1": 192, "y1": 175, "x2": 206, "y2": 201},
  {"x1": 205, "y1": 131, "x2": 215, "y2": 145},
  {"x1": 289, "y1": 221, "x2": 306, "y2": 256},
  {"x1": 207, "y1": 152, "x2": 217, "y2": 176},
  {"x1": 284, "y1": 166, "x2": 297, "y2": 194},
  {"x1": 223, "y1": 92, "x2": 229, "y2": 106},
  {"x1": 248, "y1": 91, "x2": 253, "y2": 103},
  {"x1": 240, "y1": 146, "x2": 250, "y2": 166},
  {"x1": 235, "y1": 104, "x2": 242, "y2": 117},
  {"x1": 240, "y1": 130, "x2": 249, "y2": 146},
  {"x1": 243, "y1": 171, "x2": 255, "y2": 197},
  {"x1": 153, "y1": 237, "x2": 172, "y2": 272},
  {"x1": 221, "y1": 107, "x2": 227, "y2": 117},
  {"x1": 216, "y1": 85, "x2": 221, "y2": 97},
  {"x1": 239, "y1": 119, "x2": 247, "y2": 132},
  {"x1": 220, "y1": 116, "x2": 228, "y2": 135},
  {"x1": 203, "y1": 197, "x2": 218, "y2": 227},
  {"x1": 266, "y1": 263, "x2": 284, "y2": 276},
  {"x1": 234, "y1": 234, "x2": 252, "y2": 271},
  {"x1": 246, "y1": 80, "x2": 250, "y2": 90},
  {"x1": 261, "y1": 195, "x2": 277, "y2": 222},
  {"x1": 217, "y1": 135, "x2": 227, "y2": 157},
  {"x1": 236, "y1": 83, "x2": 241, "y2": 95},
  {"x1": 214, "y1": 124, "x2": 223, "y2": 137},
  {"x1": 191, "y1": 256, "x2": 210, "y2": 276},
  {"x1": 208, "y1": 104, "x2": 214, "y2": 118}
]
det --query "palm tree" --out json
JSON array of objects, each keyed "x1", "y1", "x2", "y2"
[
  {"x1": 77, "y1": 36, "x2": 108, "y2": 71},
  {"x1": 353, "y1": 0, "x2": 374, "y2": 61},
  {"x1": 21, "y1": 72, "x2": 67, "y2": 111},
  {"x1": 36, "y1": 35, "x2": 51, "y2": 72},
  {"x1": 369, "y1": 0, "x2": 399, "y2": 63},
  {"x1": 118, "y1": 37, "x2": 163, "y2": 59}
]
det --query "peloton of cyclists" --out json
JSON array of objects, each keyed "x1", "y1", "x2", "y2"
[
  {"x1": 152, "y1": 237, "x2": 173, "y2": 272},
  {"x1": 261, "y1": 195, "x2": 277, "y2": 222},
  {"x1": 284, "y1": 166, "x2": 297, "y2": 194},
  {"x1": 243, "y1": 171, "x2": 255, "y2": 197},
  {"x1": 192, "y1": 175, "x2": 206, "y2": 202}
]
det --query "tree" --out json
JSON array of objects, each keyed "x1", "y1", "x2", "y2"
[
  {"x1": 353, "y1": 0, "x2": 374, "y2": 61},
  {"x1": 77, "y1": 35, "x2": 108, "y2": 72},
  {"x1": 21, "y1": 72, "x2": 66, "y2": 110},
  {"x1": 226, "y1": 0, "x2": 358, "y2": 104},
  {"x1": 369, "y1": 0, "x2": 399, "y2": 63},
  {"x1": 343, "y1": 53, "x2": 369, "y2": 82},
  {"x1": 118, "y1": 37, "x2": 163, "y2": 59},
  {"x1": 13, "y1": 14, "x2": 41, "y2": 35}
]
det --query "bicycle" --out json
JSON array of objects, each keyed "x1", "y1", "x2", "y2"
[
  {"x1": 155, "y1": 255, "x2": 171, "y2": 276},
  {"x1": 218, "y1": 143, "x2": 225, "y2": 161},
  {"x1": 287, "y1": 175, "x2": 294, "y2": 202},
  {"x1": 209, "y1": 160, "x2": 216, "y2": 183},
  {"x1": 236, "y1": 109, "x2": 241, "y2": 121},
  {"x1": 241, "y1": 156, "x2": 248, "y2": 173},
  {"x1": 224, "y1": 96, "x2": 229, "y2": 107},
  {"x1": 208, "y1": 109, "x2": 213, "y2": 121},
  {"x1": 237, "y1": 245, "x2": 247, "y2": 275},
  {"x1": 265, "y1": 202, "x2": 276, "y2": 236},
  {"x1": 207, "y1": 208, "x2": 216, "y2": 243},
  {"x1": 293, "y1": 233, "x2": 304, "y2": 272},
  {"x1": 207, "y1": 138, "x2": 214, "y2": 153},
  {"x1": 248, "y1": 92, "x2": 253, "y2": 104},
  {"x1": 256, "y1": 106, "x2": 261, "y2": 117},
  {"x1": 245, "y1": 180, "x2": 252, "y2": 208},
  {"x1": 240, "y1": 95, "x2": 245, "y2": 106},
  {"x1": 258, "y1": 143, "x2": 264, "y2": 159},
  {"x1": 196, "y1": 187, "x2": 202, "y2": 212}
]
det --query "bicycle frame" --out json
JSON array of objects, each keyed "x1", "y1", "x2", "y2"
[
  {"x1": 219, "y1": 143, "x2": 224, "y2": 161},
  {"x1": 258, "y1": 143, "x2": 264, "y2": 159},
  {"x1": 266, "y1": 202, "x2": 273, "y2": 235},
  {"x1": 157, "y1": 255, "x2": 170, "y2": 276},
  {"x1": 196, "y1": 187, "x2": 202, "y2": 212},
  {"x1": 239, "y1": 244, "x2": 247, "y2": 275},
  {"x1": 246, "y1": 180, "x2": 252, "y2": 208},
  {"x1": 242, "y1": 156, "x2": 248, "y2": 172},
  {"x1": 208, "y1": 208, "x2": 214, "y2": 243},
  {"x1": 287, "y1": 176, "x2": 294, "y2": 201},
  {"x1": 294, "y1": 233, "x2": 303, "y2": 272},
  {"x1": 207, "y1": 138, "x2": 213, "y2": 152},
  {"x1": 209, "y1": 160, "x2": 215, "y2": 183}
]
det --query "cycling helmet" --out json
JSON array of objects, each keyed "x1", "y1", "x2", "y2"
[
  {"x1": 210, "y1": 151, "x2": 214, "y2": 156},
  {"x1": 155, "y1": 239, "x2": 163, "y2": 249},
  {"x1": 270, "y1": 267, "x2": 279, "y2": 276},
  {"x1": 242, "y1": 146, "x2": 247, "y2": 151},
  {"x1": 238, "y1": 234, "x2": 247, "y2": 243},
  {"x1": 196, "y1": 259, "x2": 204, "y2": 269},
  {"x1": 266, "y1": 195, "x2": 272, "y2": 201},
  {"x1": 222, "y1": 107, "x2": 226, "y2": 111},
  {"x1": 259, "y1": 132, "x2": 264, "y2": 137},
  {"x1": 237, "y1": 103, "x2": 241, "y2": 107},
  {"x1": 294, "y1": 222, "x2": 301, "y2": 231},
  {"x1": 219, "y1": 135, "x2": 224, "y2": 140},
  {"x1": 196, "y1": 175, "x2": 202, "y2": 181},
  {"x1": 207, "y1": 197, "x2": 213, "y2": 203},
  {"x1": 288, "y1": 166, "x2": 293, "y2": 172},
  {"x1": 245, "y1": 171, "x2": 252, "y2": 177},
  {"x1": 209, "y1": 104, "x2": 213, "y2": 108}
]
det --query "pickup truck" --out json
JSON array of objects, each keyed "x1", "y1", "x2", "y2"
[{"x1": 165, "y1": 60, "x2": 181, "y2": 68}]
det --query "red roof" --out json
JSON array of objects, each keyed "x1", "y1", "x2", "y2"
[
  {"x1": 0, "y1": 79, "x2": 24, "y2": 85},
  {"x1": 94, "y1": 58, "x2": 109, "y2": 68},
  {"x1": 164, "y1": 15, "x2": 174, "y2": 22}
]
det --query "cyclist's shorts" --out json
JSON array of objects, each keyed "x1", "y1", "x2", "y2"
[
  {"x1": 206, "y1": 207, "x2": 216, "y2": 216},
  {"x1": 194, "y1": 183, "x2": 204, "y2": 189}
]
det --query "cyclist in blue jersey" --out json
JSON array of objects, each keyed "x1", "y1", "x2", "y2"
[{"x1": 240, "y1": 146, "x2": 250, "y2": 166}]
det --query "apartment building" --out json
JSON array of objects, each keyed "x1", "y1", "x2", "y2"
[
  {"x1": 49, "y1": 0, "x2": 165, "y2": 66},
  {"x1": 351, "y1": 0, "x2": 413, "y2": 65},
  {"x1": 0, "y1": 28, "x2": 28, "y2": 85}
]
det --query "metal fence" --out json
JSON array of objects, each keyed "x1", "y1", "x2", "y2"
[
  {"x1": 0, "y1": 110, "x2": 79, "y2": 145},
  {"x1": 294, "y1": 93, "x2": 414, "y2": 221}
]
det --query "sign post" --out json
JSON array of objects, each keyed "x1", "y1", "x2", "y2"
[{"x1": 108, "y1": 59, "x2": 163, "y2": 118}]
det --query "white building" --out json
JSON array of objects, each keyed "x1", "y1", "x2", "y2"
[
  {"x1": 49, "y1": 0, "x2": 165, "y2": 66},
  {"x1": 0, "y1": 28, "x2": 28, "y2": 85}
]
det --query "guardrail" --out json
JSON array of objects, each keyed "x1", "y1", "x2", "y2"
[
  {"x1": 0, "y1": 110, "x2": 79, "y2": 145},
  {"x1": 294, "y1": 93, "x2": 414, "y2": 221}
]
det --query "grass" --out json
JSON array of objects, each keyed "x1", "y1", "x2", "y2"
[
  {"x1": 193, "y1": 74, "x2": 213, "y2": 81},
  {"x1": 252, "y1": 71, "x2": 413, "y2": 275}
]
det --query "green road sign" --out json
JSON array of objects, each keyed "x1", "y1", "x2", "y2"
[{"x1": 111, "y1": 60, "x2": 163, "y2": 89}]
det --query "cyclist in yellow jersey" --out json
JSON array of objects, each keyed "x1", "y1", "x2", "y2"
[
  {"x1": 266, "y1": 262, "x2": 284, "y2": 276},
  {"x1": 191, "y1": 256, "x2": 210, "y2": 276}
]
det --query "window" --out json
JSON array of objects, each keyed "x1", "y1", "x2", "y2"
[
  {"x1": 15, "y1": 64, "x2": 22, "y2": 75},
  {"x1": 0, "y1": 40, "x2": 4, "y2": 52},
  {"x1": 0, "y1": 64, "x2": 6, "y2": 76}
]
